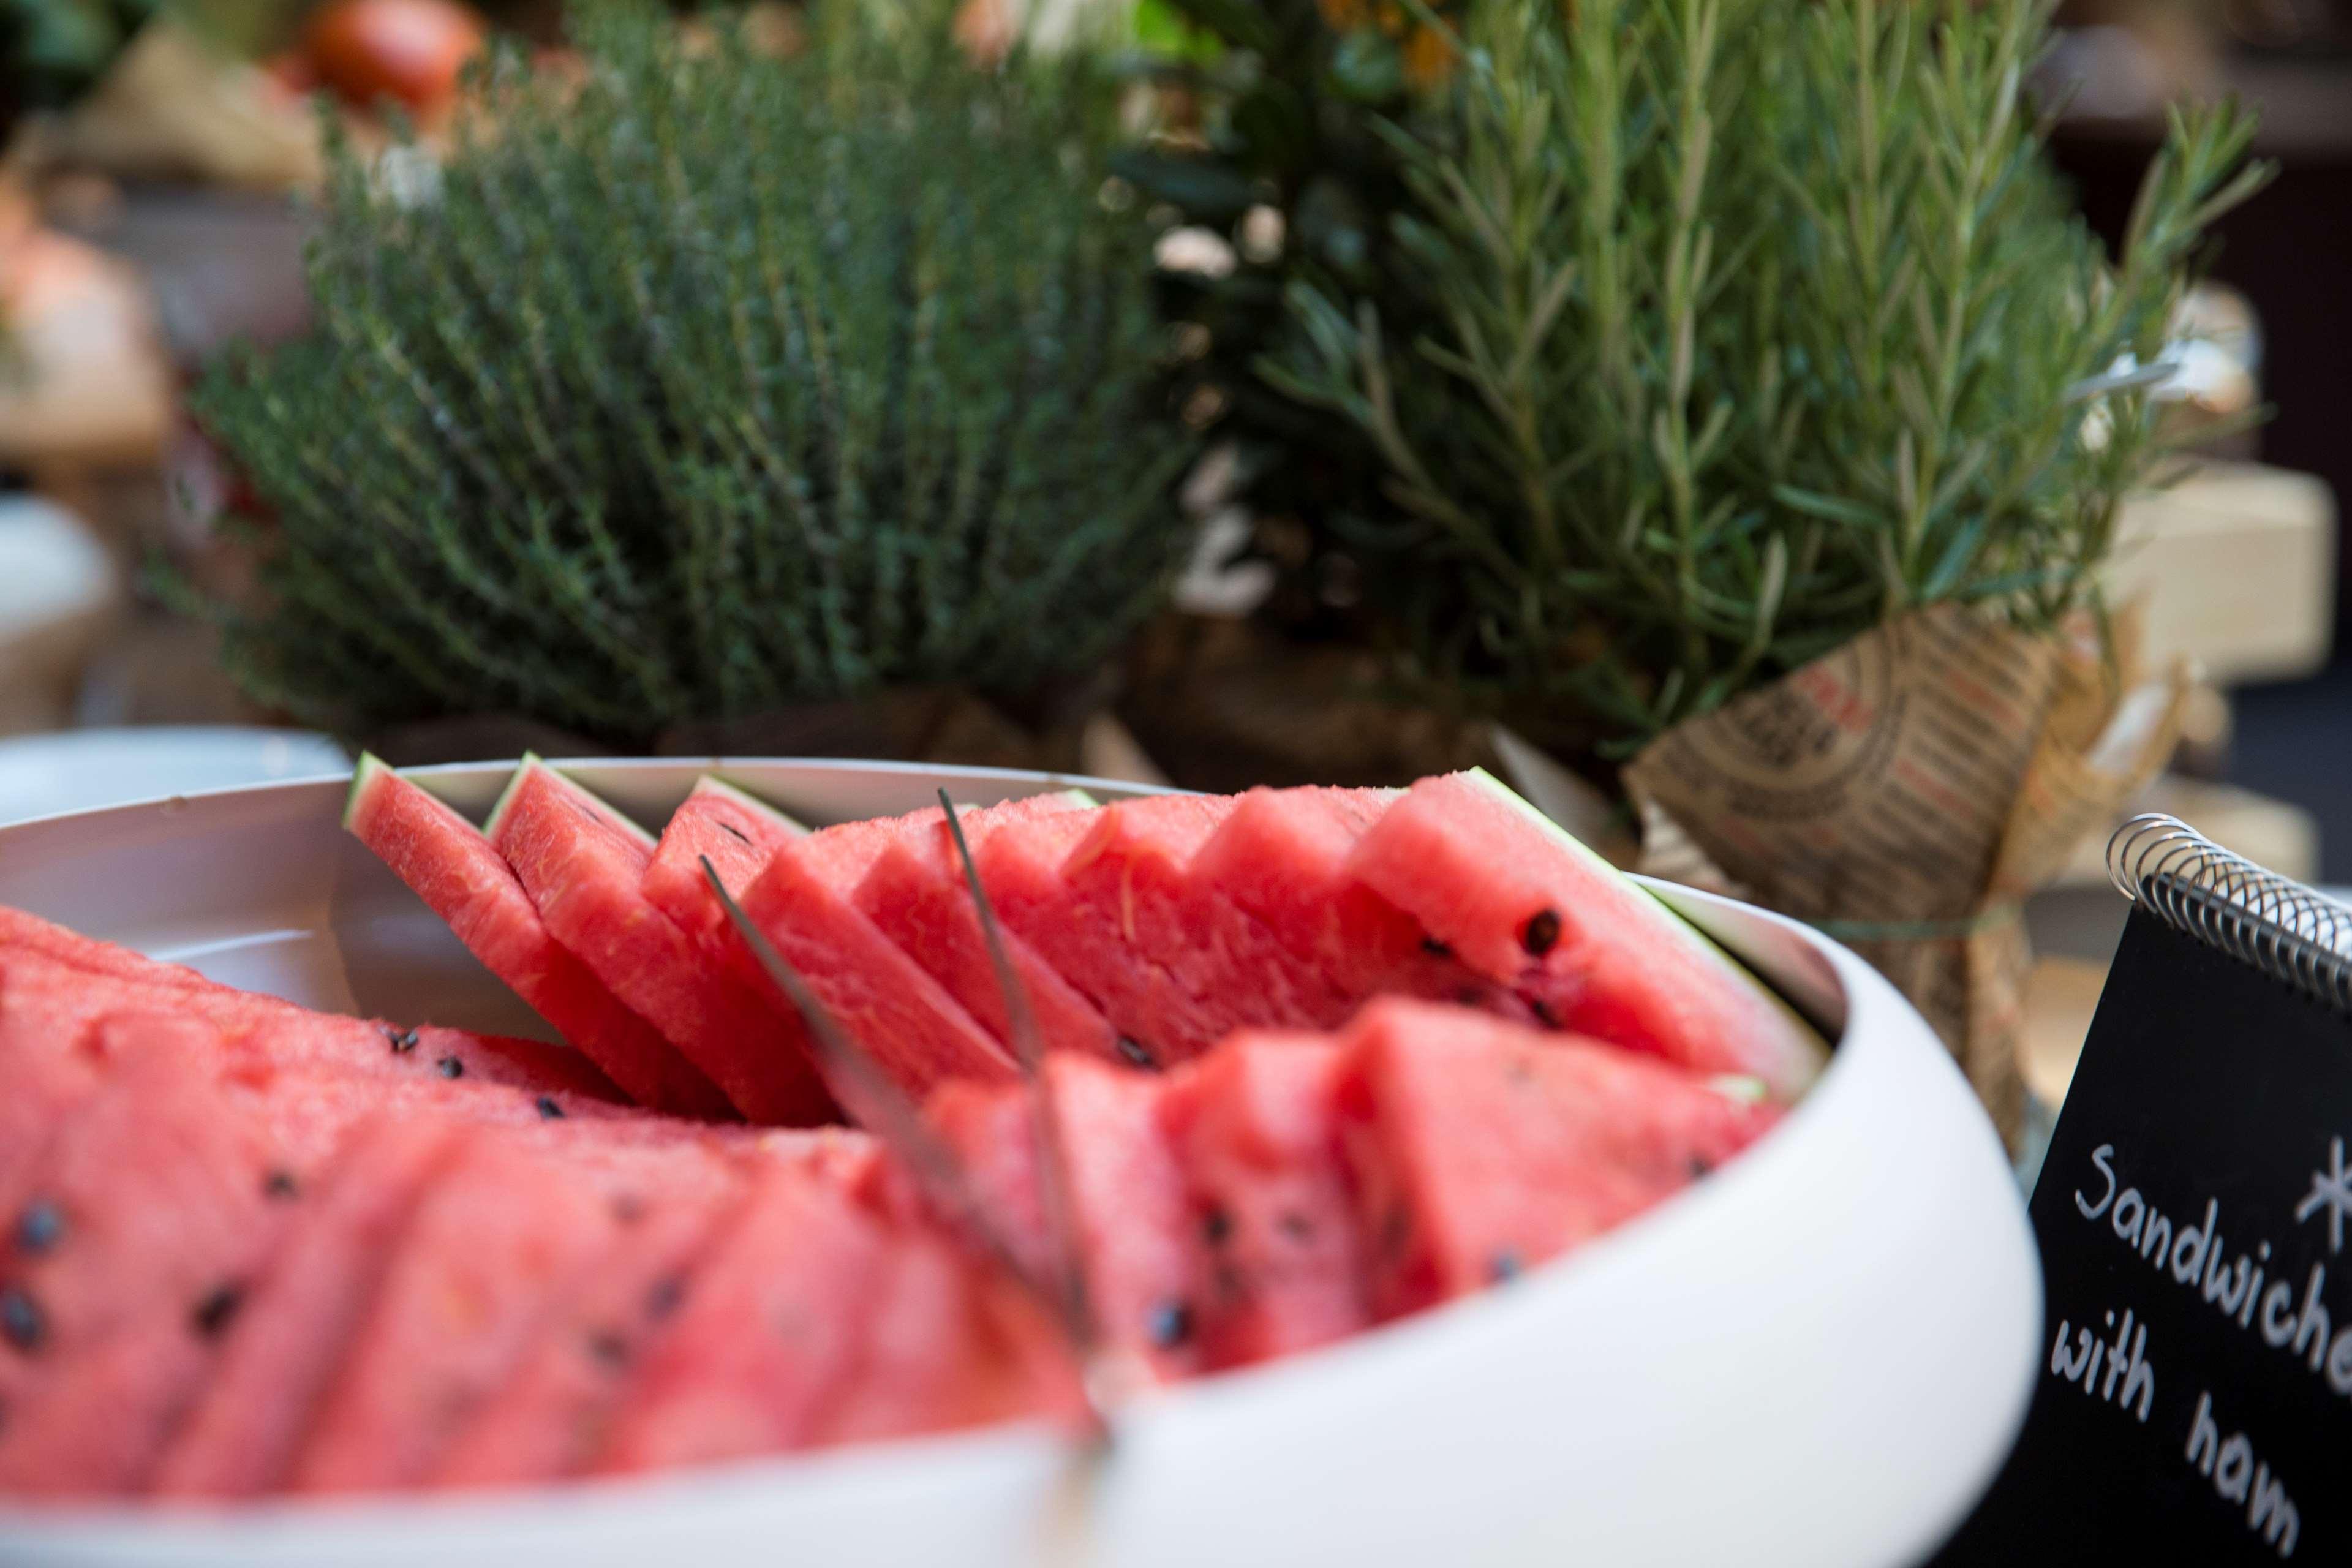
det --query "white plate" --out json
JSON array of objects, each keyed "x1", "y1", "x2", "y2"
[
  {"x1": 0, "y1": 758, "x2": 2040, "y2": 1568},
  {"x1": 0, "y1": 726, "x2": 350, "y2": 829}
]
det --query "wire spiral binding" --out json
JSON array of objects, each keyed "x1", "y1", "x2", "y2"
[{"x1": 2108, "y1": 813, "x2": 2352, "y2": 1012}]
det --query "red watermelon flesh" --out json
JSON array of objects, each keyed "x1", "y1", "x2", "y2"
[
  {"x1": 0, "y1": 907, "x2": 216, "y2": 989},
  {"x1": 491, "y1": 759, "x2": 834, "y2": 1126},
  {"x1": 1162, "y1": 1032, "x2": 1368, "y2": 1370},
  {"x1": 0, "y1": 951, "x2": 638, "y2": 1210},
  {"x1": 0, "y1": 1016, "x2": 295, "y2": 1498},
  {"x1": 592, "y1": 1162, "x2": 892, "y2": 1474},
  {"x1": 735, "y1": 820, "x2": 1014, "y2": 1102},
  {"x1": 1189, "y1": 786, "x2": 1528, "y2": 1019},
  {"x1": 810, "y1": 1223, "x2": 1084, "y2": 1449},
  {"x1": 853, "y1": 797, "x2": 1120, "y2": 1065},
  {"x1": 1335, "y1": 998, "x2": 1782, "y2": 1319},
  {"x1": 1347, "y1": 770, "x2": 1828, "y2": 1101},
  {"x1": 978, "y1": 793, "x2": 1341, "y2": 1066},
  {"x1": 150, "y1": 1115, "x2": 464, "y2": 1499},
  {"x1": 638, "y1": 775, "x2": 810, "y2": 954},
  {"x1": 428, "y1": 1180, "x2": 749, "y2": 1488},
  {"x1": 345, "y1": 755, "x2": 724, "y2": 1119},
  {"x1": 925, "y1": 1055, "x2": 1205, "y2": 1382},
  {"x1": 425, "y1": 1126, "x2": 829, "y2": 1488},
  {"x1": 288, "y1": 1133, "x2": 626, "y2": 1493},
  {"x1": 0, "y1": 918, "x2": 619, "y2": 1103},
  {"x1": 0, "y1": 962, "x2": 120, "y2": 1197}
]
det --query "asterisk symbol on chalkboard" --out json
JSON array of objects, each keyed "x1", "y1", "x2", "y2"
[{"x1": 2295, "y1": 1136, "x2": 2352, "y2": 1256}]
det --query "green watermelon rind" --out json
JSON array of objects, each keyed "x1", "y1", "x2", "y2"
[
  {"x1": 341, "y1": 752, "x2": 396, "y2": 832},
  {"x1": 1461, "y1": 768, "x2": 1831, "y2": 1072},
  {"x1": 694, "y1": 774, "x2": 812, "y2": 837},
  {"x1": 486, "y1": 755, "x2": 658, "y2": 851}
]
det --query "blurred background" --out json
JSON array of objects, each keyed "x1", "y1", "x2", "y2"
[{"x1": 0, "y1": 0, "x2": 2345, "y2": 1124}]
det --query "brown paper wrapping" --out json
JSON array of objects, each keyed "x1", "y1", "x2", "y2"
[{"x1": 1623, "y1": 603, "x2": 2186, "y2": 1146}]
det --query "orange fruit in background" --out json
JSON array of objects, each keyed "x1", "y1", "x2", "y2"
[{"x1": 303, "y1": 0, "x2": 489, "y2": 115}]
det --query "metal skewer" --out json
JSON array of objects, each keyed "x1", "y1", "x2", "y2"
[{"x1": 698, "y1": 853, "x2": 1118, "y2": 1455}]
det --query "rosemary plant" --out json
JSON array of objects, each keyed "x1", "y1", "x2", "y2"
[
  {"x1": 193, "y1": 4, "x2": 1192, "y2": 745},
  {"x1": 1265, "y1": 0, "x2": 2268, "y2": 752}
]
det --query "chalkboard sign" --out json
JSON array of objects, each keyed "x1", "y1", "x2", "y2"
[{"x1": 1934, "y1": 824, "x2": 2352, "y2": 1564}]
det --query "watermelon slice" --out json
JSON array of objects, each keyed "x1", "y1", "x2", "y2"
[
  {"x1": 644, "y1": 778, "x2": 1014, "y2": 1099},
  {"x1": 288, "y1": 1133, "x2": 625, "y2": 1493},
  {"x1": 0, "y1": 917, "x2": 620, "y2": 1104},
  {"x1": 0, "y1": 950, "x2": 637, "y2": 1213},
  {"x1": 345, "y1": 755, "x2": 726, "y2": 1118},
  {"x1": 1162, "y1": 1032, "x2": 1367, "y2": 1370},
  {"x1": 151, "y1": 1115, "x2": 465, "y2": 1499},
  {"x1": 1188, "y1": 785, "x2": 1529, "y2": 1019},
  {"x1": 1335, "y1": 998, "x2": 1782, "y2": 1318},
  {"x1": 977, "y1": 793, "x2": 1343, "y2": 1065},
  {"x1": 731, "y1": 816, "x2": 1016, "y2": 1101},
  {"x1": 1348, "y1": 770, "x2": 1828, "y2": 1100},
  {"x1": 926, "y1": 1055, "x2": 1205, "y2": 1382},
  {"x1": 809, "y1": 1223, "x2": 1083, "y2": 1448},
  {"x1": 0, "y1": 1016, "x2": 295, "y2": 1496},
  {"x1": 852, "y1": 796, "x2": 1122, "y2": 1065},
  {"x1": 592, "y1": 1161, "x2": 893, "y2": 1473},
  {"x1": 0, "y1": 907, "x2": 218, "y2": 990},
  {"x1": 490, "y1": 759, "x2": 835, "y2": 1126},
  {"x1": 428, "y1": 1178, "x2": 749, "y2": 1488},
  {"x1": 639, "y1": 774, "x2": 810, "y2": 953}
]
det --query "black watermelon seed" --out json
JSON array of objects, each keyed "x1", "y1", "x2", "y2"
[
  {"x1": 379, "y1": 1023, "x2": 402, "y2": 1048},
  {"x1": 1145, "y1": 1300, "x2": 1193, "y2": 1349},
  {"x1": 1115, "y1": 1036, "x2": 1156, "y2": 1069},
  {"x1": 1276, "y1": 1211, "x2": 1314, "y2": 1242},
  {"x1": 717, "y1": 820, "x2": 751, "y2": 844},
  {"x1": 262, "y1": 1170, "x2": 301, "y2": 1201},
  {"x1": 1528, "y1": 998, "x2": 1558, "y2": 1028},
  {"x1": 1490, "y1": 1250, "x2": 1523, "y2": 1284},
  {"x1": 436, "y1": 1055, "x2": 464, "y2": 1079},
  {"x1": 1689, "y1": 1154, "x2": 1715, "y2": 1180},
  {"x1": 1521, "y1": 908, "x2": 1562, "y2": 958},
  {"x1": 535, "y1": 1096, "x2": 565, "y2": 1120},
  {"x1": 191, "y1": 1283, "x2": 244, "y2": 1339},
  {"x1": 387, "y1": 1027, "x2": 420, "y2": 1054},
  {"x1": 13, "y1": 1200, "x2": 64, "y2": 1256},
  {"x1": 1420, "y1": 936, "x2": 1453, "y2": 958},
  {"x1": 1, "y1": 1287, "x2": 47, "y2": 1352},
  {"x1": 587, "y1": 1330, "x2": 630, "y2": 1368},
  {"x1": 646, "y1": 1273, "x2": 686, "y2": 1321},
  {"x1": 1200, "y1": 1207, "x2": 1232, "y2": 1246}
]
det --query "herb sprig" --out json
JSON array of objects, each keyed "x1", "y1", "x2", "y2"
[
  {"x1": 1264, "y1": 0, "x2": 2268, "y2": 752},
  {"x1": 192, "y1": 3, "x2": 1193, "y2": 745}
]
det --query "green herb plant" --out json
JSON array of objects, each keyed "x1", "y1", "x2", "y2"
[
  {"x1": 1265, "y1": 0, "x2": 2268, "y2": 754},
  {"x1": 192, "y1": 2, "x2": 1192, "y2": 745},
  {"x1": 1118, "y1": 0, "x2": 1455, "y2": 627}
]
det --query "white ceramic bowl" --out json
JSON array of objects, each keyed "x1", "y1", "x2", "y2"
[
  {"x1": 0, "y1": 760, "x2": 2040, "y2": 1568},
  {"x1": 0, "y1": 726, "x2": 351, "y2": 830}
]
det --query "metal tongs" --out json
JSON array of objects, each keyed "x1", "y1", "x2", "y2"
[{"x1": 698, "y1": 791, "x2": 1117, "y2": 1549}]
